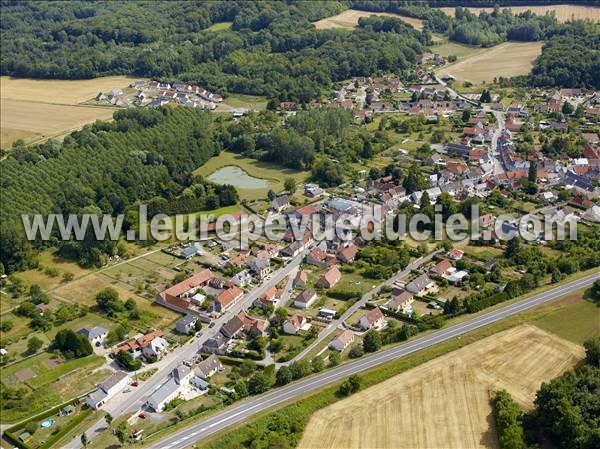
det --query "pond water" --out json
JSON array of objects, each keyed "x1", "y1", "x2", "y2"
[{"x1": 207, "y1": 166, "x2": 269, "y2": 189}]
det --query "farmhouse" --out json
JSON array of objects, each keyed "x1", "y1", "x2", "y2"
[
  {"x1": 329, "y1": 330, "x2": 355, "y2": 352},
  {"x1": 157, "y1": 269, "x2": 213, "y2": 314}
]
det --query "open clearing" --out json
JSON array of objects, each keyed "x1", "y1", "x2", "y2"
[
  {"x1": 436, "y1": 41, "x2": 543, "y2": 84},
  {"x1": 0, "y1": 75, "x2": 137, "y2": 148},
  {"x1": 195, "y1": 151, "x2": 309, "y2": 200},
  {"x1": 299, "y1": 325, "x2": 583, "y2": 449},
  {"x1": 437, "y1": 4, "x2": 600, "y2": 22},
  {"x1": 313, "y1": 9, "x2": 424, "y2": 30}
]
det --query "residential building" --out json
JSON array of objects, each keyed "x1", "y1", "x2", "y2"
[
  {"x1": 175, "y1": 315, "x2": 198, "y2": 335},
  {"x1": 195, "y1": 355, "x2": 224, "y2": 379},
  {"x1": 231, "y1": 270, "x2": 253, "y2": 288},
  {"x1": 220, "y1": 315, "x2": 245, "y2": 339},
  {"x1": 405, "y1": 274, "x2": 437, "y2": 296},
  {"x1": 146, "y1": 378, "x2": 180, "y2": 412},
  {"x1": 142, "y1": 334, "x2": 169, "y2": 359},
  {"x1": 338, "y1": 244, "x2": 358, "y2": 263},
  {"x1": 250, "y1": 257, "x2": 270, "y2": 280},
  {"x1": 214, "y1": 286, "x2": 243, "y2": 313},
  {"x1": 359, "y1": 307, "x2": 386, "y2": 331},
  {"x1": 86, "y1": 371, "x2": 130, "y2": 409},
  {"x1": 283, "y1": 314, "x2": 310, "y2": 335},
  {"x1": 238, "y1": 311, "x2": 269, "y2": 337},
  {"x1": 77, "y1": 326, "x2": 109, "y2": 347},
  {"x1": 294, "y1": 270, "x2": 308, "y2": 288},
  {"x1": 386, "y1": 290, "x2": 414, "y2": 314},
  {"x1": 293, "y1": 289, "x2": 318, "y2": 308},
  {"x1": 329, "y1": 330, "x2": 355, "y2": 352},
  {"x1": 202, "y1": 334, "x2": 230, "y2": 355},
  {"x1": 317, "y1": 266, "x2": 342, "y2": 289},
  {"x1": 271, "y1": 195, "x2": 290, "y2": 212},
  {"x1": 431, "y1": 259, "x2": 452, "y2": 276}
]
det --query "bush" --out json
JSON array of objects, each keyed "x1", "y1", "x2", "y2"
[
  {"x1": 338, "y1": 375, "x2": 361, "y2": 397},
  {"x1": 348, "y1": 344, "x2": 364, "y2": 359}
]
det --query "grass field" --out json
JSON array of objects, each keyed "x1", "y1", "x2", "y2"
[
  {"x1": 436, "y1": 41, "x2": 543, "y2": 84},
  {"x1": 216, "y1": 93, "x2": 269, "y2": 112},
  {"x1": 195, "y1": 151, "x2": 309, "y2": 200},
  {"x1": 299, "y1": 325, "x2": 583, "y2": 449},
  {"x1": 313, "y1": 9, "x2": 424, "y2": 30},
  {"x1": 205, "y1": 21, "x2": 232, "y2": 32},
  {"x1": 0, "y1": 75, "x2": 137, "y2": 148},
  {"x1": 432, "y1": 40, "x2": 488, "y2": 59},
  {"x1": 437, "y1": 4, "x2": 600, "y2": 22},
  {"x1": 533, "y1": 292, "x2": 600, "y2": 344}
]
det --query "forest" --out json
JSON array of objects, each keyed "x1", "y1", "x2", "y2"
[
  {"x1": 0, "y1": 107, "x2": 238, "y2": 272},
  {"x1": 0, "y1": 1, "x2": 427, "y2": 102},
  {"x1": 2, "y1": 1, "x2": 599, "y2": 95}
]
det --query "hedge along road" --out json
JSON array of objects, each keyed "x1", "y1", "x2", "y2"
[{"x1": 146, "y1": 270, "x2": 600, "y2": 449}]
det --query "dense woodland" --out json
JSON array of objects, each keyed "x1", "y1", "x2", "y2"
[
  {"x1": 2, "y1": 1, "x2": 598, "y2": 97},
  {"x1": 0, "y1": 107, "x2": 239, "y2": 271}
]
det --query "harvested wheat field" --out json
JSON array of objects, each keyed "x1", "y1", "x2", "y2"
[
  {"x1": 0, "y1": 75, "x2": 137, "y2": 148},
  {"x1": 314, "y1": 9, "x2": 424, "y2": 30},
  {"x1": 437, "y1": 4, "x2": 600, "y2": 22},
  {"x1": 299, "y1": 325, "x2": 584, "y2": 449},
  {"x1": 436, "y1": 41, "x2": 543, "y2": 84}
]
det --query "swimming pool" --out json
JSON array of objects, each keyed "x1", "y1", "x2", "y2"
[{"x1": 40, "y1": 418, "x2": 54, "y2": 428}]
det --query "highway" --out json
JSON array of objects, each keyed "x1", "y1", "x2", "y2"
[{"x1": 145, "y1": 270, "x2": 600, "y2": 449}]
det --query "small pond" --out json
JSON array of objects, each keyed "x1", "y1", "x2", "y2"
[{"x1": 207, "y1": 166, "x2": 269, "y2": 189}]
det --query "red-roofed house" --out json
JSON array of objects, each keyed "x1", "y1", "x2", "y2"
[
  {"x1": 157, "y1": 269, "x2": 213, "y2": 314},
  {"x1": 359, "y1": 307, "x2": 386, "y2": 330},
  {"x1": 317, "y1": 266, "x2": 342, "y2": 289},
  {"x1": 214, "y1": 287, "x2": 243, "y2": 313},
  {"x1": 283, "y1": 314, "x2": 310, "y2": 335}
]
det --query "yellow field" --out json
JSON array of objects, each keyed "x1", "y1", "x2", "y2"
[
  {"x1": 436, "y1": 41, "x2": 543, "y2": 84},
  {"x1": 437, "y1": 4, "x2": 600, "y2": 22},
  {"x1": 299, "y1": 325, "x2": 583, "y2": 449},
  {"x1": 0, "y1": 75, "x2": 138, "y2": 148},
  {"x1": 313, "y1": 9, "x2": 424, "y2": 30}
]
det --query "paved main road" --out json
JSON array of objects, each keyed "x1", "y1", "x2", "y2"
[{"x1": 146, "y1": 270, "x2": 600, "y2": 449}]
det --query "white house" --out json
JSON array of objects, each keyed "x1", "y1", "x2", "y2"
[
  {"x1": 142, "y1": 335, "x2": 169, "y2": 359},
  {"x1": 359, "y1": 307, "x2": 386, "y2": 331},
  {"x1": 231, "y1": 270, "x2": 253, "y2": 288},
  {"x1": 283, "y1": 314, "x2": 310, "y2": 335},
  {"x1": 329, "y1": 330, "x2": 355, "y2": 352},
  {"x1": 77, "y1": 326, "x2": 109, "y2": 347},
  {"x1": 146, "y1": 378, "x2": 180, "y2": 412},
  {"x1": 293, "y1": 290, "x2": 317, "y2": 309},
  {"x1": 86, "y1": 371, "x2": 130, "y2": 409}
]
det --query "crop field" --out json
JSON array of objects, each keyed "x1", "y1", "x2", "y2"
[
  {"x1": 437, "y1": 4, "x2": 600, "y2": 22},
  {"x1": 299, "y1": 325, "x2": 583, "y2": 449},
  {"x1": 436, "y1": 41, "x2": 543, "y2": 84},
  {"x1": 313, "y1": 9, "x2": 424, "y2": 30},
  {"x1": 0, "y1": 75, "x2": 137, "y2": 148}
]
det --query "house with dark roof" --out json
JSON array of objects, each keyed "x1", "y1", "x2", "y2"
[
  {"x1": 195, "y1": 355, "x2": 224, "y2": 379},
  {"x1": 77, "y1": 326, "x2": 109, "y2": 347},
  {"x1": 220, "y1": 315, "x2": 244, "y2": 339},
  {"x1": 293, "y1": 290, "x2": 318, "y2": 309},
  {"x1": 405, "y1": 274, "x2": 437, "y2": 296},
  {"x1": 175, "y1": 315, "x2": 198, "y2": 335}
]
